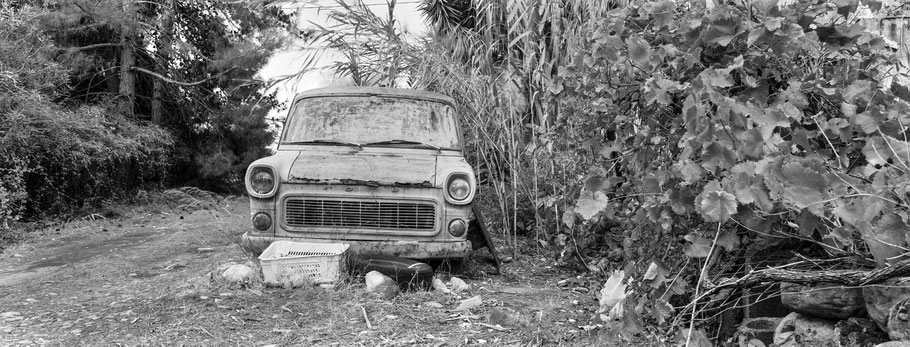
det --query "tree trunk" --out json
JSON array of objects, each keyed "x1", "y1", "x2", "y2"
[
  {"x1": 151, "y1": 0, "x2": 173, "y2": 124},
  {"x1": 118, "y1": 0, "x2": 136, "y2": 116}
]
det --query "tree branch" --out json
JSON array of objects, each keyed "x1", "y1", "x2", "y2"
[
  {"x1": 131, "y1": 66, "x2": 234, "y2": 87},
  {"x1": 62, "y1": 43, "x2": 122, "y2": 53},
  {"x1": 703, "y1": 257, "x2": 910, "y2": 294}
]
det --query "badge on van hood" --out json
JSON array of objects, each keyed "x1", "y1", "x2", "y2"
[{"x1": 287, "y1": 152, "x2": 436, "y2": 187}]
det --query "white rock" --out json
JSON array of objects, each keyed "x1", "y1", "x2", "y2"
[
  {"x1": 365, "y1": 271, "x2": 399, "y2": 299},
  {"x1": 221, "y1": 264, "x2": 255, "y2": 283},
  {"x1": 454, "y1": 295, "x2": 482, "y2": 312},
  {"x1": 216, "y1": 262, "x2": 239, "y2": 274},
  {"x1": 433, "y1": 278, "x2": 452, "y2": 294},
  {"x1": 450, "y1": 277, "x2": 469, "y2": 293},
  {"x1": 876, "y1": 341, "x2": 910, "y2": 347},
  {"x1": 781, "y1": 282, "x2": 864, "y2": 319},
  {"x1": 423, "y1": 301, "x2": 444, "y2": 309},
  {"x1": 365, "y1": 271, "x2": 391, "y2": 291}
]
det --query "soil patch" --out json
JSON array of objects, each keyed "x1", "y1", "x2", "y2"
[{"x1": 0, "y1": 200, "x2": 613, "y2": 345}]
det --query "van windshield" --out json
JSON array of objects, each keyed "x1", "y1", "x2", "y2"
[{"x1": 282, "y1": 95, "x2": 461, "y2": 149}]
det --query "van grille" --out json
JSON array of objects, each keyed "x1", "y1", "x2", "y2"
[{"x1": 284, "y1": 198, "x2": 436, "y2": 231}]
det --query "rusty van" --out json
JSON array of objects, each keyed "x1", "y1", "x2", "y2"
[{"x1": 241, "y1": 87, "x2": 497, "y2": 270}]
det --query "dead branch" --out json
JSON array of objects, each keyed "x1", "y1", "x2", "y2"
[
  {"x1": 703, "y1": 257, "x2": 910, "y2": 293},
  {"x1": 361, "y1": 305, "x2": 372, "y2": 330},
  {"x1": 60, "y1": 42, "x2": 121, "y2": 53},
  {"x1": 131, "y1": 66, "x2": 236, "y2": 87}
]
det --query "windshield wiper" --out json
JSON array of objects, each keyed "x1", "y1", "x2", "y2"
[
  {"x1": 283, "y1": 139, "x2": 362, "y2": 149},
  {"x1": 364, "y1": 140, "x2": 441, "y2": 151}
]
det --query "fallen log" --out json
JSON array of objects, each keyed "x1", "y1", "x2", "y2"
[{"x1": 704, "y1": 257, "x2": 910, "y2": 293}]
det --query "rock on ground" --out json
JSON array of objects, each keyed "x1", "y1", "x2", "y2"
[
  {"x1": 365, "y1": 271, "x2": 399, "y2": 300},
  {"x1": 221, "y1": 264, "x2": 255, "y2": 283},
  {"x1": 423, "y1": 301, "x2": 443, "y2": 309},
  {"x1": 450, "y1": 277, "x2": 469, "y2": 293},
  {"x1": 781, "y1": 282, "x2": 865, "y2": 319},
  {"x1": 432, "y1": 277, "x2": 452, "y2": 294},
  {"x1": 836, "y1": 317, "x2": 888, "y2": 346},
  {"x1": 865, "y1": 278, "x2": 910, "y2": 330},
  {"x1": 489, "y1": 307, "x2": 530, "y2": 328},
  {"x1": 736, "y1": 317, "x2": 781, "y2": 347},
  {"x1": 774, "y1": 312, "x2": 838, "y2": 346}
]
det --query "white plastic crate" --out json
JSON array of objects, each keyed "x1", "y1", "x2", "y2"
[{"x1": 259, "y1": 241, "x2": 350, "y2": 285}]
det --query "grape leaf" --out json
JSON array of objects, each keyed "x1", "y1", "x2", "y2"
[
  {"x1": 779, "y1": 102, "x2": 803, "y2": 121},
  {"x1": 725, "y1": 172, "x2": 773, "y2": 211},
  {"x1": 669, "y1": 188, "x2": 697, "y2": 215},
  {"x1": 796, "y1": 209, "x2": 824, "y2": 237},
  {"x1": 593, "y1": 36, "x2": 623, "y2": 61},
  {"x1": 753, "y1": 107, "x2": 790, "y2": 139},
  {"x1": 779, "y1": 81, "x2": 809, "y2": 109},
  {"x1": 823, "y1": 226, "x2": 854, "y2": 251},
  {"x1": 640, "y1": 0, "x2": 677, "y2": 28},
  {"x1": 562, "y1": 206, "x2": 577, "y2": 229},
  {"x1": 695, "y1": 187, "x2": 738, "y2": 223},
  {"x1": 780, "y1": 164, "x2": 828, "y2": 213},
  {"x1": 676, "y1": 160, "x2": 704, "y2": 184},
  {"x1": 641, "y1": 175, "x2": 661, "y2": 194},
  {"x1": 747, "y1": 27, "x2": 768, "y2": 46},
  {"x1": 844, "y1": 80, "x2": 872, "y2": 103},
  {"x1": 716, "y1": 229, "x2": 740, "y2": 251},
  {"x1": 651, "y1": 298, "x2": 674, "y2": 324},
  {"x1": 703, "y1": 17, "x2": 738, "y2": 47},
  {"x1": 701, "y1": 68, "x2": 734, "y2": 88},
  {"x1": 752, "y1": 0, "x2": 778, "y2": 15},
  {"x1": 701, "y1": 142, "x2": 736, "y2": 171},
  {"x1": 864, "y1": 135, "x2": 910, "y2": 171},
  {"x1": 864, "y1": 214, "x2": 908, "y2": 267},
  {"x1": 684, "y1": 234, "x2": 712, "y2": 258},
  {"x1": 730, "y1": 161, "x2": 757, "y2": 174},
  {"x1": 841, "y1": 102, "x2": 857, "y2": 118},
  {"x1": 575, "y1": 190, "x2": 610, "y2": 221},
  {"x1": 676, "y1": 328, "x2": 712, "y2": 347},
  {"x1": 854, "y1": 112, "x2": 879, "y2": 134},
  {"x1": 834, "y1": 196, "x2": 884, "y2": 228},
  {"x1": 763, "y1": 157, "x2": 830, "y2": 215},
  {"x1": 627, "y1": 36, "x2": 651, "y2": 68},
  {"x1": 764, "y1": 17, "x2": 782, "y2": 31},
  {"x1": 643, "y1": 259, "x2": 670, "y2": 288},
  {"x1": 892, "y1": 79, "x2": 910, "y2": 102},
  {"x1": 585, "y1": 175, "x2": 606, "y2": 192},
  {"x1": 737, "y1": 128, "x2": 764, "y2": 159}
]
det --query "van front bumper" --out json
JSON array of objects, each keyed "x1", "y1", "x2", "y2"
[{"x1": 241, "y1": 233, "x2": 472, "y2": 259}]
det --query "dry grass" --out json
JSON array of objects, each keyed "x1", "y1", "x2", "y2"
[{"x1": 0, "y1": 194, "x2": 621, "y2": 346}]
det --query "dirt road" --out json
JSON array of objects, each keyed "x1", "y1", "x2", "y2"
[{"x1": 0, "y1": 199, "x2": 609, "y2": 346}]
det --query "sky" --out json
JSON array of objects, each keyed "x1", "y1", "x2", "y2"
[{"x1": 258, "y1": 0, "x2": 428, "y2": 115}]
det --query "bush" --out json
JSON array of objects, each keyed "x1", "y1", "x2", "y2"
[{"x1": 0, "y1": 4, "x2": 173, "y2": 226}]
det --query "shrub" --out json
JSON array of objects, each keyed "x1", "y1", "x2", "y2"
[{"x1": 0, "y1": 4, "x2": 173, "y2": 226}]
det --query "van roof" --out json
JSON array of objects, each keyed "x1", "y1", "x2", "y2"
[{"x1": 293, "y1": 87, "x2": 456, "y2": 107}]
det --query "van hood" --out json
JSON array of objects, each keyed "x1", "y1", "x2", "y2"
[{"x1": 287, "y1": 151, "x2": 437, "y2": 187}]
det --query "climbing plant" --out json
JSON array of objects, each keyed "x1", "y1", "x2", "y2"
[{"x1": 546, "y1": 0, "x2": 909, "y2": 341}]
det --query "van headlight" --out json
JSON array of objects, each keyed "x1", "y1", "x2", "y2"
[
  {"x1": 246, "y1": 165, "x2": 278, "y2": 198},
  {"x1": 448, "y1": 177, "x2": 470, "y2": 201},
  {"x1": 444, "y1": 173, "x2": 474, "y2": 204}
]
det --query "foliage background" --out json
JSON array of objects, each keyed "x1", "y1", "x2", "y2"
[
  {"x1": 1, "y1": 0, "x2": 292, "y2": 228},
  {"x1": 307, "y1": 0, "x2": 910, "y2": 341}
]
